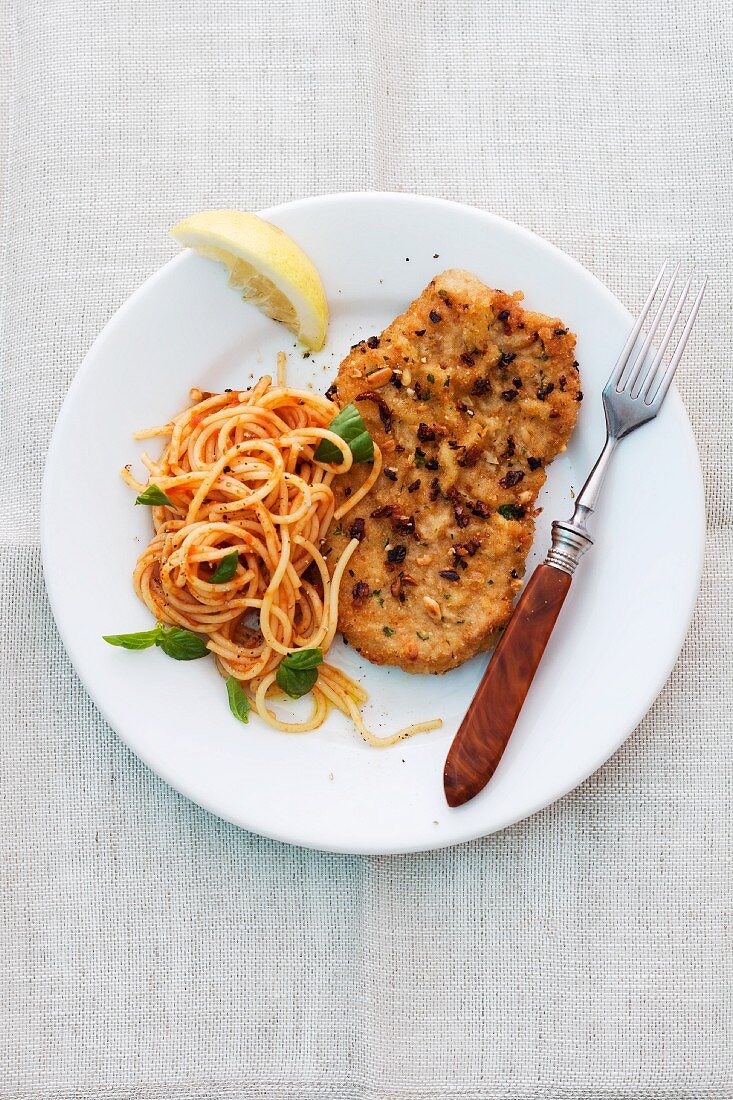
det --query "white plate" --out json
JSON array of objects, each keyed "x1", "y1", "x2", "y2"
[{"x1": 42, "y1": 194, "x2": 704, "y2": 854}]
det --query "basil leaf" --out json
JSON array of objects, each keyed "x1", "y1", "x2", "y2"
[
  {"x1": 135, "y1": 484, "x2": 174, "y2": 507},
  {"x1": 156, "y1": 625, "x2": 209, "y2": 660},
  {"x1": 210, "y1": 550, "x2": 238, "y2": 584},
  {"x1": 103, "y1": 622, "x2": 209, "y2": 661},
  {"x1": 103, "y1": 628, "x2": 159, "y2": 650},
  {"x1": 314, "y1": 404, "x2": 374, "y2": 465},
  {"x1": 348, "y1": 430, "x2": 375, "y2": 464},
  {"x1": 276, "y1": 664, "x2": 319, "y2": 699},
  {"x1": 226, "y1": 676, "x2": 250, "y2": 723},
  {"x1": 281, "y1": 647, "x2": 323, "y2": 671},
  {"x1": 276, "y1": 647, "x2": 323, "y2": 699}
]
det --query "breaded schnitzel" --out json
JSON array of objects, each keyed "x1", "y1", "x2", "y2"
[{"x1": 326, "y1": 269, "x2": 581, "y2": 674}]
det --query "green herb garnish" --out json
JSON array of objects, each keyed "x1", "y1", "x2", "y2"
[
  {"x1": 426, "y1": 373, "x2": 435, "y2": 383},
  {"x1": 276, "y1": 647, "x2": 323, "y2": 699},
  {"x1": 382, "y1": 626, "x2": 394, "y2": 636},
  {"x1": 102, "y1": 629, "x2": 158, "y2": 651},
  {"x1": 314, "y1": 404, "x2": 374, "y2": 465},
  {"x1": 103, "y1": 622, "x2": 209, "y2": 660},
  {"x1": 226, "y1": 676, "x2": 250, "y2": 723},
  {"x1": 416, "y1": 630, "x2": 429, "y2": 640},
  {"x1": 497, "y1": 503, "x2": 525, "y2": 521},
  {"x1": 210, "y1": 550, "x2": 238, "y2": 584},
  {"x1": 135, "y1": 484, "x2": 174, "y2": 507}
]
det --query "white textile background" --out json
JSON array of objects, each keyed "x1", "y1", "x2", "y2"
[{"x1": 1, "y1": 1, "x2": 731, "y2": 1097}]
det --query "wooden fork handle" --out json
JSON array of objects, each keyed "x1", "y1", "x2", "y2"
[{"x1": 443, "y1": 563, "x2": 572, "y2": 808}]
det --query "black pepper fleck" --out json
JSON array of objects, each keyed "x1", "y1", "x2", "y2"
[{"x1": 439, "y1": 569, "x2": 460, "y2": 582}]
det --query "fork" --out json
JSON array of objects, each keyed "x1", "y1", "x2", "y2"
[{"x1": 443, "y1": 262, "x2": 707, "y2": 808}]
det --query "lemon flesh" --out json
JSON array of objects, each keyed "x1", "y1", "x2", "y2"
[{"x1": 170, "y1": 210, "x2": 329, "y2": 351}]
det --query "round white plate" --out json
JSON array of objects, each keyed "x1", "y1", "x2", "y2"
[{"x1": 42, "y1": 194, "x2": 704, "y2": 854}]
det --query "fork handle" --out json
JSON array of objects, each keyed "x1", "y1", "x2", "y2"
[{"x1": 443, "y1": 563, "x2": 572, "y2": 808}]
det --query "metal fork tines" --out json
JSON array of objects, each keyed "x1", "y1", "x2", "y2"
[
  {"x1": 605, "y1": 260, "x2": 708, "y2": 430},
  {"x1": 546, "y1": 261, "x2": 707, "y2": 574}
]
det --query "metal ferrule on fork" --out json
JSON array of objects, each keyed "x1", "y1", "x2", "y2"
[{"x1": 545, "y1": 521, "x2": 593, "y2": 576}]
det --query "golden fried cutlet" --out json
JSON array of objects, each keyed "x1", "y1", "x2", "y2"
[{"x1": 326, "y1": 269, "x2": 581, "y2": 674}]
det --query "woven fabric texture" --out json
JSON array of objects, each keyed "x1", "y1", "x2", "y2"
[{"x1": 1, "y1": 1, "x2": 731, "y2": 1097}]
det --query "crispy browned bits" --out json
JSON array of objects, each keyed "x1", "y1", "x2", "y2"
[
  {"x1": 349, "y1": 517, "x2": 365, "y2": 541},
  {"x1": 383, "y1": 467, "x2": 398, "y2": 481},
  {"x1": 355, "y1": 390, "x2": 392, "y2": 432},
  {"x1": 454, "y1": 505, "x2": 470, "y2": 529},
  {"x1": 457, "y1": 443, "x2": 482, "y2": 468},
  {"x1": 429, "y1": 310, "x2": 442, "y2": 323},
  {"x1": 366, "y1": 336, "x2": 380, "y2": 349},
  {"x1": 471, "y1": 500, "x2": 491, "y2": 518},
  {"x1": 527, "y1": 456, "x2": 542, "y2": 471},
  {"x1": 407, "y1": 479, "x2": 421, "y2": 493},
  {"x1": 417, "y1": 423, "x2": 435, "y2": 442},
  {"x1": 370, "y1": 503, "x2": 397, "y2": 518},
  {"x1": 390, "y1": 571, "x2": 418, "y2": 602},
  {"x1": 499, "y1": 469, "x2": 525, "y2": 489},
  {"x1": 392, "y1": 513, "x2": 416, "y2": 537},
  {"x1": 325, "y1": 382, "x2": 338, "y2": 401},
  {"x1": 352, "y1": 580, "x2": 370, "y2": 604},
  {"x1": 386, "y1": 544, "x2": 407, "y2": 565},
  {"x1": 429, "y1": 477, "x2": 441, "y2": 502},
  {"x1": 501, "y1": 388, "x2": 518, "y2": 402}
]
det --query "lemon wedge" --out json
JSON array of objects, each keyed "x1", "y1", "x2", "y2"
[{"x1": 170, "y1": 210, "x2": 329, "y2": 351}]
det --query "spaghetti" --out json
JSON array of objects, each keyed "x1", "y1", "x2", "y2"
[{"x1": 123, "y1": 363, "x2": 441, "y2": 746}]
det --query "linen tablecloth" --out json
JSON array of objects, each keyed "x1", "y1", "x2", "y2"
[{"x1": 2, "y1": 1, "x2": 731, "y2": 1096}]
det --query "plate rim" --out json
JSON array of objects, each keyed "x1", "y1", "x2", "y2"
[{"x1": 41, "y1": 191, "x2": 706, "y2": 853}]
